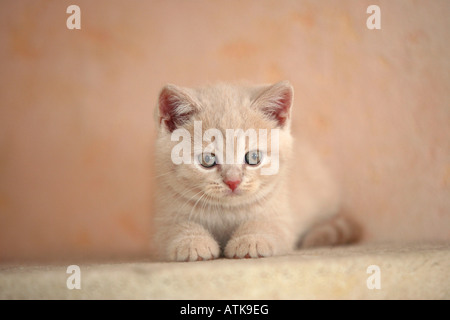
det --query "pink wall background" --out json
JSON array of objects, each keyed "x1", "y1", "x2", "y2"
[{"x1": 0, "y1": 0, "x2": 449, "y2": 262}]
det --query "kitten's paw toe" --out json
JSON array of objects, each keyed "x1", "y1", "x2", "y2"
[
  {"x1": 225, "y1": 234, "x2": 274, "y2": 259},
  {"x1": 170, "y1": 236, "x2": 220, "y2": 262}
]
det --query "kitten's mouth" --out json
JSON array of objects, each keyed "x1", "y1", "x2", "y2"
[{"x1": 226, "y1": 188, "x2": 243, "y2": 197}]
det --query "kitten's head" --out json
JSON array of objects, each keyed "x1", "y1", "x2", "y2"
[{"x1": 155, "y1": 81, "x2": 294, "y2": 207}]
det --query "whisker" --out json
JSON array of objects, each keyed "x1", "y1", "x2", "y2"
[
  {"x1": 154, "y1": 169, "x2": 177, "y2": 179},
  {"x1": 176, "y1": 185, "x2": 202, "y2": 199},
  {"x1": 200, "y1": 192, "x2": 210, "y2": 219},
  {"x1": 188, "y1": 192, "x2": 206, "y2": 222},
  {"x1": 178, "y1": 189, "x2": 205, "y2": 215}
]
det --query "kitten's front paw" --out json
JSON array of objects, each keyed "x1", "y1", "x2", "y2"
[
  {"x1": 169, "y1": 236, "x2": 220, "y2": 262},
  {"x1": 224, "y1": 234, "x2": 274, "y2": 259}
]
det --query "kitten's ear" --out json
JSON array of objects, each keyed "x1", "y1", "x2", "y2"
[
  {"x1": 158, "y1": 84, "x2": 198, "y2": 132},
  {"x1": 252, "y1": 81, "x2": 293, "y2": 128}
]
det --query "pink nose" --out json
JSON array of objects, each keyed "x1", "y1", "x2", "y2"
[{"x1": 224, "y1": 180, "x2": 241, "y2": 191}]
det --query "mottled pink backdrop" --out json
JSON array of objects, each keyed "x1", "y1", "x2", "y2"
[{"x1": 0, "y1": 0, "x2": 449, "y2": 261}]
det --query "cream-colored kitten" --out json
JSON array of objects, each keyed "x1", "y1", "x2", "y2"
[{"x1": 153, "y1": 81, "x2": 359, "y2": 262}]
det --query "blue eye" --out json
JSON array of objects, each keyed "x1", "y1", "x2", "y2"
[
  {"x1": 245, "y1": 150, "x2": 263, "y2": 165},
  {"x1": 199, "y1": 153, "x2": 216, "y2": 168}
]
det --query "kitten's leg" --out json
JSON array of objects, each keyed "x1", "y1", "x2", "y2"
[
  {"x1": 299, "y1": 214, "x2": 361, "y2": 248},
  {"x1": 162, "y1": 221, "x2": 220, "y2": 262},
  {"x1": 224, "y1": 219, "x2": 294, "y2": 259}
]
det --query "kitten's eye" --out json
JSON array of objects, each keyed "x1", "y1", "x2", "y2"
[
  {"x1": 199, "y1": 153, "x2": 217, "y2": 168},
  {"x1": 245, "y1": 150, "x2": 263, "y2": 166}
]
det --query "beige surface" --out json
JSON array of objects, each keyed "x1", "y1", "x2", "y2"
[
  {"x1": 0, "y1": 1, "x2": 449, "y2": 261},
  {"x1": 1, "y1": 242, "x2": 449, "y2": 299}
]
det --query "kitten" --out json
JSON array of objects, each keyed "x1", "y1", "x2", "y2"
[{"x1": 153, "y1": 81, "x2": 359, "y2": 261}]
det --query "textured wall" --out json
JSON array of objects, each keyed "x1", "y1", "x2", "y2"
[{"x1": 0, "y1": 0, "x2": 449, "y2": 261}]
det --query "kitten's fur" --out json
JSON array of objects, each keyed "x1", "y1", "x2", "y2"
[{"x1": 153, "y1": 81, "x2": 359, "y2": 261}]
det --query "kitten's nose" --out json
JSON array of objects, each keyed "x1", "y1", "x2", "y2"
[{"x1": 224, "y1": 179, "x2": 241, "y2": 192}]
